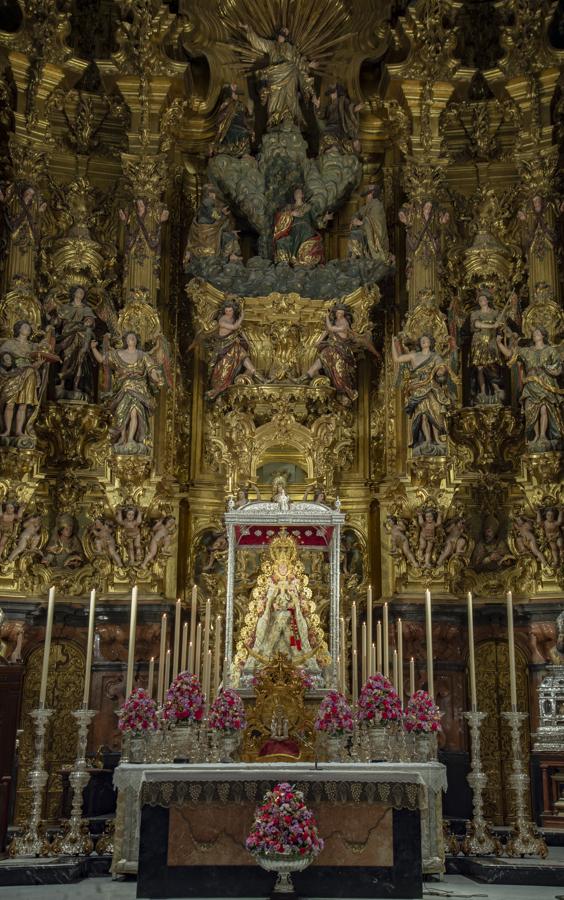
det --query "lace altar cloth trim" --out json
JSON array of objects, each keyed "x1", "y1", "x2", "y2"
[{"x1": 140, "y1": 779, "x2": 425, "y2": 811}]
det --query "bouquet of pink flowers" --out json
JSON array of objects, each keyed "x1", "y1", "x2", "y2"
[
  {"x1": 246, "y1": 782, "x2": 323, "y2": 858},
  {"x1": 357, "y1": 673, "x2": 403, "y2": 726},
  {"x1": 118, "y1": 688, "x2": 159, "y2": 733},
  {"x1": 163, "y1": 671, "x2": 205, "y2": 723},
  {"x1": 209, "y1": 688, "x2": 246, "y2": 732},
  {"x1": 404, "y1": 690, "x2": 442, "y2": 733},
  {"x1": 297, "y1": 668, "x2": 315, "y2": 690},
  {"x1": 314, "y1": 690, "x2": 354, "y2": 736}
]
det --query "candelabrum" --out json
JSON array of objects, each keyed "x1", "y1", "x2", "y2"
[
  {"x1": 461, "y1": 711, "x2": 502, "y2": 857},
  {"x1": 502, "y1": 711, "x2": 548, "y2": 858},
  {"x1": 8, "y1": 708, "x2": 53, "y2": 857},
  {"x1": 52, "y1": 707, "x2": 96, "y2": 856}
]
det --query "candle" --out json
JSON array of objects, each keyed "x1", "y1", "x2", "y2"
[
  {"x1": 181, "y1": 622, "x2": 189, "y2": 672},
  {"x1": 361, "y1": 622, "x2": 367, "y2": 687},
  {"x1": 367, "y1": 585, "x2": 373, "y2": 678},
  {"x1": 507, "y1": 591, "x2": 517, "y2": 710},
  {"x1": 467, "y1": 592, "x2": 477, "y2": 712},
  {"x1": 172, "y1": 598, "x2": 181, "y2": 679},
  {"x1": 189, "y1": 585, "x2": 197, "y2": 673},
  {"x1": 376, "y1": 620, "x2": 382, "y2": 672},
  {"x1": 425, "y1": 589, "x2": 434, "y2": 697},
  {"x1": 351, "y1": 601, "x2": 357, "y2": 670},
  {"x1": 82, "y1": 589, "x2": 96, "y2": 707},
  {"x1": 371, "y1": 642, "x2": 376, "y2": 676},
  {"x1": 148, "y1": 657, "x2": 155, "y2": 698},
  {"x1": 393, "y1": 649, "x2": 398, "y2": 689},
  {"x1": 157, "y1": 613, "x2": 167, "y2": 703},
  {"x1": 202, "y1": 599, "x2": 211, "y2": 685},
  {"x1": 352, "y1": 649, "x2": 358, "y2": 705},
  {"x1": 195, "y1": 622, "x2": 202, "y2": 681},
  {"x1": 204, "y1": 649, "x2": 212, "y2": 705},
  {"x1": 410, "y1": 657, "x2": 415, "y2": 696},
  {"x1": 164, "y1": 649, "x2": 171, "y2": 696},
  {"x1": 213, "y1": 615, "x2": 222, "y2": 697},
  {"x1": 397, "y1": 618, "x2": 403, "y2": 706},
  {"x1": 339, "y1": 616, "x2": 346, "y2": 693},
  {"x1": 337, "y1": 655, "x2": 341, "y2": 692},
  {"x1": 39, "y1": 587, "x2": 56, "y2": 708},
  {"x1": 125, "y1": 586, "x2": 138, "y2": 697},
  {"x1": 383, "y1": 602, "x2": 389, "y2": 678}
]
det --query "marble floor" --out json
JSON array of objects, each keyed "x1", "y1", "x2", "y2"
[{"x1": 0, "y1": 875, "x2": 562, "y2": 900}]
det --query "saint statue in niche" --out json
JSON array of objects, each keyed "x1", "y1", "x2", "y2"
[{"x1": 234, "y1": 531, "x2": 330, "y2": 686}]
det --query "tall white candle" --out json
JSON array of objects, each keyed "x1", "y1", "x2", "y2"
[
  {"x1": 82, "y1": 589, "x2": 96, "y2": 707},
  {"x1": 351, "y1": 601, "x2": 357, "y2": 669},
  {"x1": 172, "y1": 598, "x2": 181, "y2": 679},
  {"x1": 39, "y1": 586, "x2": 56, "y2": 708},
  {"x1": 181, "y1": 622, "x2": 189, "y2": 672},
  {"x1": 361, "y1": 622, "x2": 367, "y2": 687},
  {"x1": 467, "y1": 592, "x2": 477, "y2": 711},
  {"x1": 383, "y1": 603, "x2": 389, "y2": 678},
  {"x1": 339, "y1": 616, "x2": 346, "y2": 693},
  {"x1": 393, "y1": 649, "x2": 398, "y2": 690},
  {"x1": 204, "y1": 649, "x2": 212, "y2": 706},
  {"x1": 366, "y1": 585, "x2": 373, "y2": 678},
  {"x1": 202, "y1": 599, "x2": 211, "y2": 684},
  {"x1": 371, "y1": 643, "x2": 376, "y2": 676},
  {"x1": 148, "y1": 656, "x2": 155, "y2": 698},
  {"x1": 376, "y1": 620, "x2": 382, "y2": 672},
  {"x1": 164, "y1": 648, "x2": 171, "y2": 695},
  {"x1": 352, "y1": 649, "x2": 358, "y2": 705},
  {"x1": 195, "y1": 622, "x2": 202, "y2": 681},
  {"x1": 410, "y1": 657, "x2": 415, "y2": 696},
  {"x1": 506, "y1": 591, "x2": 517, "y2": 710},
  {"x1": 125, "y1": 585, "x2": 138, "y2": 697},
  {"x1": 189, "y1": 585, "x2": 197, "y2": 673},
  {"x1": 337, "y1": 655, "x2": 342, "y2": 692},
  {"x1": 425, "y1": 589, "x2": 434, "y2": 697},
  {"x1": 397, "y1": 618, "x2": 403, "y2": 706},
  {"x1": 157, "y1": 613, "x2": 167, "y2": 703},
  {"x1": 213, "y1": 616, "x2": 222, "y2": 697}
]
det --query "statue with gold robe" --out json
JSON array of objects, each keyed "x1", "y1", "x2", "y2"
[
  {"x1": 239, "y1": 24, "x2": 318, "y2": 131},
  {"x1": 348, "y1": 185, "x2": 393, "y2": 265},
  {"x1": 234, "y1": 532, "x2": 330, "y2": 685}
]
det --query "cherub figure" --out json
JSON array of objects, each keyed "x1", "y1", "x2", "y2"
[
  {"x1": 7, "y1": 512, "x2": 42, "y2": 562},
  {"x1": 142, "y1": 516, "x2": 176, "y2": 568},
  {"x1": 386, "y1": 515, "x2": 418, "y2": 567},
  {"x1": 116, "y1": 505, "x2": 144, "y2": 565},
  {"x1": 436, "y1": 516, "x2": 468, "y2": 567},
  {"x1": 512, "y1": 514, "x2": 547, "y2": 567},
  {"x1": 234, "y1": 486, "x2": 249, "y2": 508},
  {"x1": 537, "y1": 507, "x2": 563, "y2": 569},
  {"x1": 0, "y1": 500, "x2": 26, "y2": 558},
  {"x1": 90, "y1": 517, "x2": 123, "y2": 568},
  {"x1": 202, "y1": 530, "x2": 228, "y2": 572},
  {"x1": 417, "y1": 507, "x2": 442, "y2": 569}
]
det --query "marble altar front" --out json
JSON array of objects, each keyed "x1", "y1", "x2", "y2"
[{"x1": 112, "y1": 761, "x2": 447, "y2": 893}]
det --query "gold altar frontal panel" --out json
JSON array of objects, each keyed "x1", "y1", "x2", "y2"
[{"x1": 167, "y1": 803, "x2": 393, "y2": 868}]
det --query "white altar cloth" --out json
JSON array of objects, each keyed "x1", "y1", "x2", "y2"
[{"x1": 112, "y1": 762, "x2": 447, "y2": 878}]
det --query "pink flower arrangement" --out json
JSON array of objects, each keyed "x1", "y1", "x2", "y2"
[
  {"x1": 404, "y1": 690, "x2": 442, "y2": 733},
  {"x1": 209, "y1": 688, "x2": 247, "y2": 732},
  {"x1": 118, "y1": 688, "x2": 158, "y2": 733},
  {"x1": 246, "y1": 782, "x2": 323, "y2": 858},
  {"x1": 357, "y1": 673, "x2": 403, "y2": 726},
  {"x1": 314, "y1": 690, "x2": 354, "y2": 736},
  {"x1": 163, "y1": 671, "x2": 205, "y2": 723},
  {"x1": 297, "y1": 668, "x2": 315, "y2": 690}
]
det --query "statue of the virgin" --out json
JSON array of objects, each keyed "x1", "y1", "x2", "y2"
[{"x1": 233, "y1": 531, "x2": 330, "y2": 686}]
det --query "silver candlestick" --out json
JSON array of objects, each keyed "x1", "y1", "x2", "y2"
[
  {"x1": 461, "y1": 711, "x2": 501, "y2": 856},
  {"x1": 8, "y1": 707, "x2": 53, "y2": 857},
  {"x1": 502, "y1": 711, "x2": 547, "y2": 858},
  {"x1": 52, "y1": 707, "x2": 96, "y2": 856}
]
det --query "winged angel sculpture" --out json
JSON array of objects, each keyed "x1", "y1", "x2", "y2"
[{"x1": 181, "y1": 0, "x2": 394, "y2": 297}]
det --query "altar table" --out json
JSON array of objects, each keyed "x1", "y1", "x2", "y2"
[{"x1": 112, "y1": 762, "x2": 446, "y2": 896}]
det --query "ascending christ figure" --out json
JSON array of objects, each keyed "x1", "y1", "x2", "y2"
[
  {"x1": 239, "y1": 24, "x2": 319, "y2": 130},
  {"x1": 234, "y1": 532, "x2": 330, "y2": 684}
]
